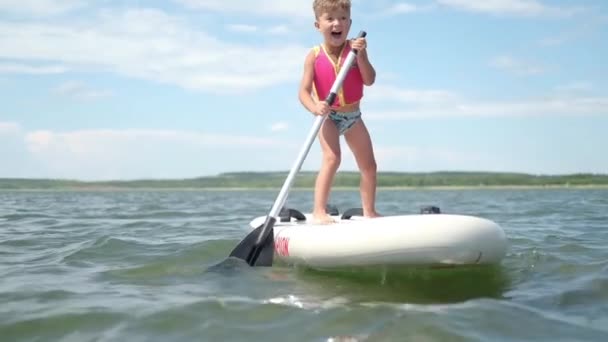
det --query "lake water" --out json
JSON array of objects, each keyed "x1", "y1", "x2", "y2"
[{"x1": 1, "y1": 189, "x2": 607, "y2": 341}]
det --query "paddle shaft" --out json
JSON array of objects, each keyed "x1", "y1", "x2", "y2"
[{"x1": 255, "y1": 31, "x2": 367, "y2": 247}]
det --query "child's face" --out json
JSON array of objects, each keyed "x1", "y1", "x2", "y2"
[{"x1": 315, "y1": 8, "x2": 351, "y2": 47}]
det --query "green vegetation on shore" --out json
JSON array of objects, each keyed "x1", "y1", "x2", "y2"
[{"x1": 1, "y1": 171, "x2": 607, "y2": 190}]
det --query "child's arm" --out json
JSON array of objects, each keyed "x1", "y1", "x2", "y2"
[
  {"x1": 351, "y1": 38, "x2": 376, "y2": 86},
  {"x1": 298, "y1": 50, "x2": 329, "y2": 115},
  {"x1": 357, "y1": 49, "x2": 376, "y2": 86}
]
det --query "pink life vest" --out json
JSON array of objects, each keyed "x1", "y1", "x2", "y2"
[{"x1": 312, "y1": 42, "x2": 364, "y2": 108}]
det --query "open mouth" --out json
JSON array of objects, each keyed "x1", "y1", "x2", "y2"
[{"x1": 331, "y1": 31, "x2": 342, "y2": 38}]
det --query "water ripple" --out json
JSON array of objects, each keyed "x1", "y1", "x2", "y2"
[{"x1": 0, "y1": 189, "x2": 607, "y2": 341}]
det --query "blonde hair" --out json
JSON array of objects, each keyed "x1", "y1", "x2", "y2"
[{"x1": 313, "y1": 0, "x2": 351, "y2": 18}]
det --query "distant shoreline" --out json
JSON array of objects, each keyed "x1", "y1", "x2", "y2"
[
  {"x1": 2, "y1": 171, "x2": 607, "y2": 191},
  {"x1": 2, "y1": 184, "x2": 608, "y2": 192}
]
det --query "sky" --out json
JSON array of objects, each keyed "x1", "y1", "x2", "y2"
[{"x1": 0, "y1": 0, "x2": 607, "y2": 180}]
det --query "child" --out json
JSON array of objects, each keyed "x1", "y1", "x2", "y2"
[{"x1": 298, "y1": 0, "x2": 380, "y2": 224}]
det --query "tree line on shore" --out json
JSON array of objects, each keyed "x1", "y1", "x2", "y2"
[{"x1": 1, "y1": 171, "x2": 607, "y2": 190}]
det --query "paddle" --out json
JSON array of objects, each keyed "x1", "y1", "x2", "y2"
[{"x1": 229, "y1": 30, "x2": 367, "y2": 267}]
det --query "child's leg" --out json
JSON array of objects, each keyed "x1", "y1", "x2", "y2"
[
  {"x1": 313, "y1": 119, "x2": 341, "y2": 224},
  {"x1": 344, "y1": 119, "x2": 380, "y2": 218}
]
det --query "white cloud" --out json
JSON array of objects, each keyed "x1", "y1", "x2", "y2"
[
  {"x1": 554, "y1": 81, "x2": 593, "y2": 93},
  {"x1": 0, "y1": 8, "x2": 308, "y2": 93},
  {"x1": 0, "y1": 121, "x2": 31, "y2": 178},
  {"x1": 21, "y1": 128, "x2": 292, "y2": 179},
  {"x1": 267, "y1": 25, "x2": 290, "y2": 35},
  {"x1": 174, "y1": 0, "x2": 312, "y2": 18},
  {"x1": 299, "y1": 142, "x2": 496, "y2": 174},
  {"x1": 540, "y1": 14, "x2": 606, "y2": 46},
  {"x1": 175, "y1": 0, "x2": 433, "y2": 21},
  {"x1": 0, "y1": 0, "x2": 85, "y2": 16},
  {"x1": 366, "y1": 95, "x2": 608, "y2": 120},
  {"x1": 0, "y1": 121, "x2": 20, "y2": 135},
  {"x1": 226, "y1": 24, "x2": 290, "y2": 35},
  {"x1": 490, "y1": 56, "x2": 546, "y2": 76},
  {"x1": 539, "y1": 35, "x2": 569, "y2": 47},
  {"x1": 52, "y1": 81, "x2": 113, "y2": 100},
  {"x1": 363, "y1": 84, "x2": 608, "y2": 120},
  {"x1": 181, "y1": 0, "x2": 583, "y2": 19},
  {"x1": 436, "y1": 0, "x2": 576, "y2": 17},
  {"x1": 385, "y1": 2, "x2": 426, "y2": 15},
  {"x1": 9, "y1": 124, "x2": 470, "y2": 179},
  {"x1": 366, "y1": 85, "x2": 460, "y2": 104},
  {"x1": 0, "y1": 63, "x2": 69, "y2": 74},
  {"x1": 227, "y1": 24, "x2": 258, "y2": 33},
  {"x1": 24, "y1": 129, "x2": 282, "y2": 153},
  {"x1": 270, "y1": 122, "x2": 289, "y2": 132},
  {"x1": 374, "y1": 145, "x2": 485, "y2": 171}
]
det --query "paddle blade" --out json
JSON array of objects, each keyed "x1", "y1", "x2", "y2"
[{"x1": 229, "y1": 217, "x2": 276, "y2": 266}]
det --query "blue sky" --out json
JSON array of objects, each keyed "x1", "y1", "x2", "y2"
[{"x1": 0, "y1": 0, "x2": 606, "y2": 180}]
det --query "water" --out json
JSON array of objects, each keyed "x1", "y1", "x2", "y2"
[{"x1": 1, "y1": 189, "x2": 607, "y2": 341}]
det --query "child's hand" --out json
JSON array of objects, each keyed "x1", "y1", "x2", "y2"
[
  {"x1": 313, "y1": 101, "x2": 331, "y2": 116},
  {"x1": 351, "y1": 37, "x2": 367, "y2": 52}
]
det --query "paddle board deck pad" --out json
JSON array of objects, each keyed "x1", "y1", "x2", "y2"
[{"x1": 248, "y1": 206, "x2": 507, "y2": 268}]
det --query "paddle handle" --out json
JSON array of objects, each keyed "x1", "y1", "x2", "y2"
[{"x1": 267, "y1": 30, "x2": 367, "y2": 220}]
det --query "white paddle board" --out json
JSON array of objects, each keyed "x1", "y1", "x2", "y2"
[{"x1": 249, "y1": 207, "x2": 507, "y2": 268}]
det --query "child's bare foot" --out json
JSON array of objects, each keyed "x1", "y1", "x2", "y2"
[
  {"x1": 312, "y1": 212, "x2": 336, "y2": 225},
  {"x1": 364, "y1": 211, "x2": 381, "y2": 218}
]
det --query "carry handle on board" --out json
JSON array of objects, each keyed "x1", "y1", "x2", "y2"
[{"x1": 228, "y1": 30, "x2": 367, "y2": 267}]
